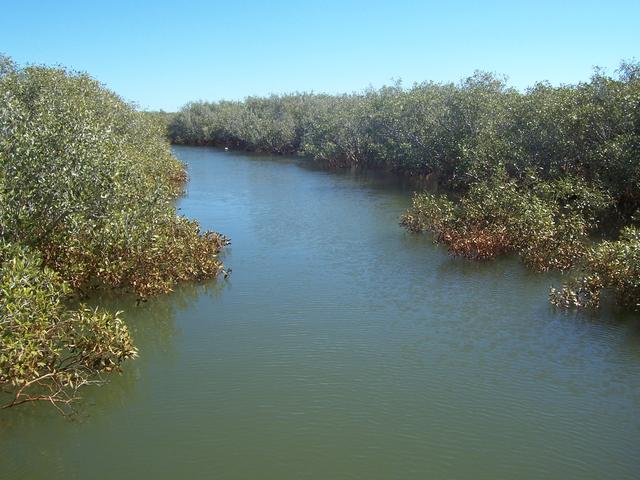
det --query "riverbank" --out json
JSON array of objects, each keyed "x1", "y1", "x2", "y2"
[{"x1": 166, "y1": 64, "x2": 640, "y2": 310}]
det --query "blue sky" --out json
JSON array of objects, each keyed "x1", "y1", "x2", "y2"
[{"x1": 1, "y1": 0, "x2": 638, "y2": 111}]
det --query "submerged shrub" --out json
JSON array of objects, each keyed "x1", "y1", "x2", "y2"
[
  {"x1": 550, "y1": 227, "x2": 640, "y2": 310},
  {"x1": 0, "y1": 242, "x2": 136, "y2": 412},
  {"x1": 401, "y1": 174, "x2": 611, "y2": 271}
]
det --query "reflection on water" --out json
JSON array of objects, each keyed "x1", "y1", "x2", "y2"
[{"x1": 1, "y1": 146, "x2": 639, "y2": 480}]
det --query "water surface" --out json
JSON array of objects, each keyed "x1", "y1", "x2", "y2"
[{"x1": 2, "y1": 146, "x2": 640, "y2": 479}]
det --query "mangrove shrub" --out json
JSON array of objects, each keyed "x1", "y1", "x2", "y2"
[{"x1": 0, "y1": 56, "x2": 227, "y2": 410}]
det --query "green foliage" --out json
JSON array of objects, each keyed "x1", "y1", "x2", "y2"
[
  {"x1": 0, "y1": 242, "x2": 136, "y2": 412},
  {"x1": 170, "y1": 94, "x2": 313, "y2": 154},
  {"x1": 0, "y1": 56, "x2": 228, "y2": 409},
  {"x1": 0, "y1": 57, "x2": 227, "y2": 298},
  {"x1": 401, "y1": 175, "x2": 612, "y2": 271},
  {"x1": 142, "y1": 110, "x2": 175, "y2": 141},
  {"x1": 551, "y1": 227, "x2": 640, "y2": 310}
]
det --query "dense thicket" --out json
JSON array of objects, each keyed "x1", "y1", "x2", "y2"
[
  {"x1": 401, "y1": 174, "x2": 612, "y2": 270},
  {"x1": 0, "y1": 57, "x2": 227, "y2": 411},
  {"x1": 170, "y1": 63, "x2": 640, "y2": 309}
]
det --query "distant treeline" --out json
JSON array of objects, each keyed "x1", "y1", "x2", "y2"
[
  {"x1": 169, "y1": 63, "x2": 640, "y2": 309},
  {"x1": 169, "y1": 66, "x2": 638, "y2": 206}
]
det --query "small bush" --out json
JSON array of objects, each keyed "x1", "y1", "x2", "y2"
[
  {"x1": 551, "y1": 227, "x2": 640, "y2": 309},
  {"x1": 0, "y1": 242, "x2": 137, "y2": 412}
]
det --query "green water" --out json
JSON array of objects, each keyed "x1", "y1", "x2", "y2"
[{"x1": 2, "y1": 146, "x2": 640, "y2": 479}]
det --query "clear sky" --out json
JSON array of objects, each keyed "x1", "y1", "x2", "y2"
[{"x1": 1, "y1": 0, "x2": 638, "y2": 111}]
